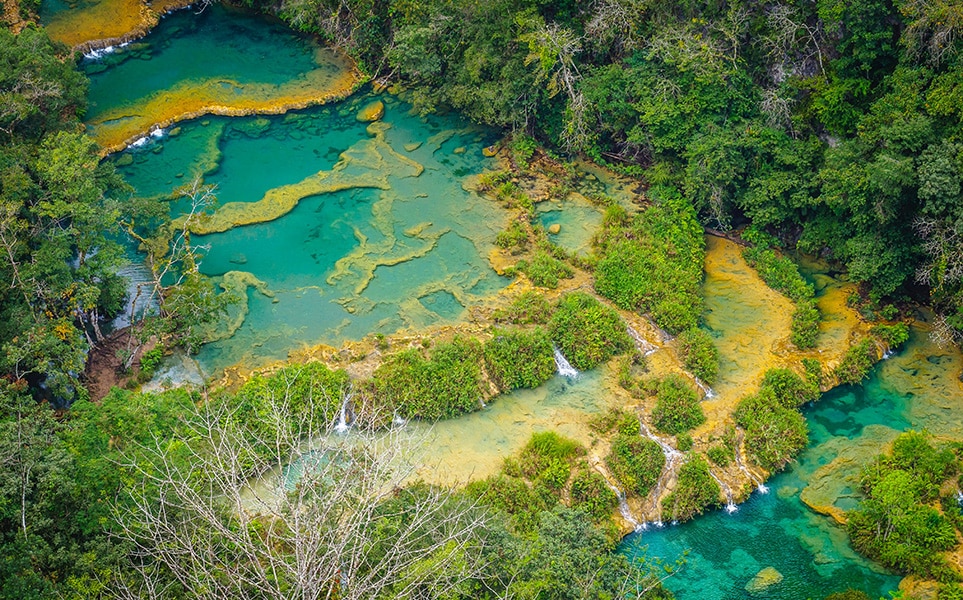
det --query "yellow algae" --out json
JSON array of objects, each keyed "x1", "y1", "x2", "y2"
[
  {"x1": 175, "y1": 121, "x2": 423, "y2": 236},
  {"x1": 200, "y1": 270, "x2": 274, "y2": 343},
  {"x1": 356, "y1": 100, "x2": 385, "y2": 122},
  {"x1": 43, "y1": 0, "x2": 164, "y2": 50},
  {"x1": 88, "y1": 48, "x2": 363, "y2": 154}
]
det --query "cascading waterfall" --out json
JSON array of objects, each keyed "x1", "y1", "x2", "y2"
[
  {"x1": 626, "y1": 325, "x2": 658, "y2": 356},
  {"x1": 708, "y1": 469, "x2": 738, "y2": 513},
  {"x1": 694, "y1": 378, "x2": 716, "y2": 399},
  {"x1": 638, "y1": 421, "x2": 682, "y2": 525},
  {"x1": 553, "y1": 346, "x2": 579, "y2": 379},
  {"x1": 733, "y1": 431, "x2": 769, "y2": 494},
  {"x1": 334, "y1": 395, "x2": 351, "y2": 433}
]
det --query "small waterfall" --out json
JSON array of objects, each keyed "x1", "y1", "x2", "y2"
[
  {"x1": 333, "y1": 396, "x2": 351, "y2": 433},
  {"x1": 553, "y1": 346, "x2": 579, "y2": 379},
  {"x1": 695, "y1": 378, "x2": 715, "y2": 399},
  {"x1": 111, "y1": 263, "x2": 160, "y2": 330},
  {"x1": 708, "y1": 469, "x2": 737, "y2": 513},
  {"x1": 882, "y1": 349, "x2": 895, "y2": 360},
  {"x1": 638, "y1": 421, "x2": 682, "y2": 524},
  {"x1": 733, "y1": 431, "x2": 769, "y2": 494},
  {"x1": 616, "y1": 489, "x2": 643, "y2": 531},
  {"x1": 392, "y1": 413, "x2": 407, "y2": 427},
  {"x1": 626, "y1": 326, "x2": 658, "y2": 356},
  {"x1": 592, "y1": 465, "x2": 644, "y2": 531}
]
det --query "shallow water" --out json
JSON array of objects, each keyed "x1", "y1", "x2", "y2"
[
  {"x1": 41, "y1": 0, "x2": 150, "y2": 48},
  {"x1": 621, "y1": 323, "x2": 963, "y2": 599},
  {"x1": 407, "y1": 368, "x2": 610, "y2": 485},
  {"x1": 83, "y1": 4, "x2": 359, "y2": 151}
]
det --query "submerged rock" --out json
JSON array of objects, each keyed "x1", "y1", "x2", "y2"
[
  {"x1": 404, "y1": 142, "x2": 422, "y2": 152},
  {"x1": 357, "y1": 100, "x2": 385, "y2": 122},
  {"x1": 548, "y1": 223, "x2": 561, "y2": 234},
  {"x1": 745, "y1": 567, "x2": 783, "y2": 595}
]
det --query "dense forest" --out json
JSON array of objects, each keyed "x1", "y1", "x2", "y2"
[
  {"x1": 2, "y1": 0, "x2": 963, "y2": 597},
  {"x1": 250, "y1": 0, "x2": 963, "y2": 342}
]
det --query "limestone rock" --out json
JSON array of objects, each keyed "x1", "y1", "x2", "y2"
[
  {"x1": 404, "y1": 142, "x2": 423, "y2": 152},
  {"x1": 482, "y1": 145, "x2": 499, "y2": 157},
  {"x1": 548, "y1": 224, "x2": 561, "y2": 234},
  {"x1": 356, "y1": 100, "x2": 385, "y2": 122},
  {"x1": 745, "y1": 567, "x2": 783, "y2": 595}
]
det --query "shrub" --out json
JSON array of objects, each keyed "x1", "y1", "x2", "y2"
[
  {"x1": 518, "y1": 431, "x2": 583, "y2": 485},
  {"x1": 138, "y1": 347, "x2": 164, "y2": 381},
  {"x1": 652, "y1": 374, "x2": 705, "y2": 435},
  {"x1": 869, "y1": 322, "x2": 910, "y2": 347},
  {"x1": 593, "y1": 189, "x2": 705, "y2": 334},
  {"x1": 734, "y1": 390, "x2": 808, "y2": 471},
  {"x1": 791, "y1": 300, "x2": 820, "y2": 349},
  {"x1": 493, "y1": 290, "x2": 553, "y2": 325},
  {"x1": 484, "y1": 328, "x2": 555, "y2": 391},
  {"x1": 516, "y1": 250, "x2": 574, "y2": 288},
  {"x1": 707, "y1": 445, "x2": 733, "y2": 467},
  {"x1": 677, "y1": 327, "x2": 719, "y2": 384},
  {"x1": 677, "y1": 433, "x2": 694, "y2": 452},
  {"x1": 848, "y1": 469, "x2": 957, "y2": 578},
  {"x1": 760, "y1": 368, "x2": 819, "y2": 408},
  {"x1": 570, "y1": 468, "x2": 618, "y2": 522},
  {"x1": 496, "y1": 220, "x2": 528, "y2": 252},
  {"x1": 509, "y1": 133, "x2": 537, "y2": 170},
  {"x1": 549, "y1": 292, "x2": 633, "y2": 371},
  {"x1": 605, "y1": 434, "x2": 665, "y2": 496},
  {"x1": 835, "y1": 338, "x2": 877, "y2": 384},
  {"x1": 373, "y1": 336, "x2": 484, "y2": 420},
  {"x1": 662, "y1": 455, "x2": 720, "y2": 522},
  {"x1": 465, "y1": 474, "x2": 548, "y2": 533},
  {"x1": 743, "y1": 240, "x2": 820, "y2": 350}
]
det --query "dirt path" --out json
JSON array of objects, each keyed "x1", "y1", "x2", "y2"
[{"x1": 84, "y1": 327, "x2": 155, "y2": 401}]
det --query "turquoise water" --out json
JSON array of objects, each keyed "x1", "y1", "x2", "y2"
[
  {"x1": 115, "y1": 97, "x2": 506, "y2": 372},
  {"x1": 621, "y1": 323, "x2": 963, "y2": 599},
  {"x1": 83, "y1": 4, "x2": 324, "y2": 119}
]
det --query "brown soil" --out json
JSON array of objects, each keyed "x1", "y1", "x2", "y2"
[{"x1": 83, "y1": 327, "x2": 156, "y2": 402}]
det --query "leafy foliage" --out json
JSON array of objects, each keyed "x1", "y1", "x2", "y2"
[
  {"x1": 605, "y1": 433, "x2": 666, "y2": 496},
  {"x1": 662, "y1": 456, "x2": 720, "y2": 522},
  {"x1": 677, "y1": 327, "x2": 719, "y2": 384},
  {"x1": 652, "y1": 374, "x2": 706, "y2": 435},
  {"x1": 492, "y1": 290, "x2": 554, "y2": 325},
  {"x1": 548, "y1": 292, "x2": 632, "y2": 371},
  {"x1": 848, "y1": 431, "x2": 960, "y2": 579},
  {"x1": 373, "y1": 336, "x2": 484, "y2": 420},
  {"x1": 593, "y1": 190, "x2": 706, "y2": 334},
  {"x1": 484, "y1": 327, "x2": 556, "y2": 391},
  {"x1": 514, "y1": 249, "x2": 573, "y2": 288},
  {"x1": 835, "y1": 338, "x2": 878, "y2": 384},
  {"x1": 734, "y1": 389, "x2": 809, "y2": 472}
]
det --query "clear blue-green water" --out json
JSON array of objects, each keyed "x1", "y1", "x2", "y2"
[
  {"x1": 114, "y1": 98, "x2": 508, "y2": 372},
  {"x1": 86, "y1": 6, "x2": 963, "y2": 597},
  {"x1": 622, "y1": 323, "x2": 963, "y2": 599}
]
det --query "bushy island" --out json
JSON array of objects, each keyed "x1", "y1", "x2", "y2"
[{"x1": 2, "y1": 0, "x2": 963, "y2": 598}]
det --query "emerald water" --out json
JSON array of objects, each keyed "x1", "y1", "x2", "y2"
[
  {"x1": 115, "y1": 99, "x2": 510, "y2": 373},
  {"x1": 86, "y1": 5, "x2": 963, "y2": 596},
  {"x1": 82, "y1": 3, "x2": 358, "y2": 151},
  {"x1": 622, "y1": 323, "x2": 963, "y2": 599}
]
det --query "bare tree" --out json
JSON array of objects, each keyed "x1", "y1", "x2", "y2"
[
  {"x1": 109, "y1": 383, "x2": 496, "y2": 600},
  {"x1": 901, "y1": 0, "x2": 963, "y2": 65},
  {"x1": 764, "y1": 5, "x2": 825, "y2": 79}
]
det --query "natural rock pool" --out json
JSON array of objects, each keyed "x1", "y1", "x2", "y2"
[{"x1": 80, "y1": 5, "x2": 963, "y2": 599}]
